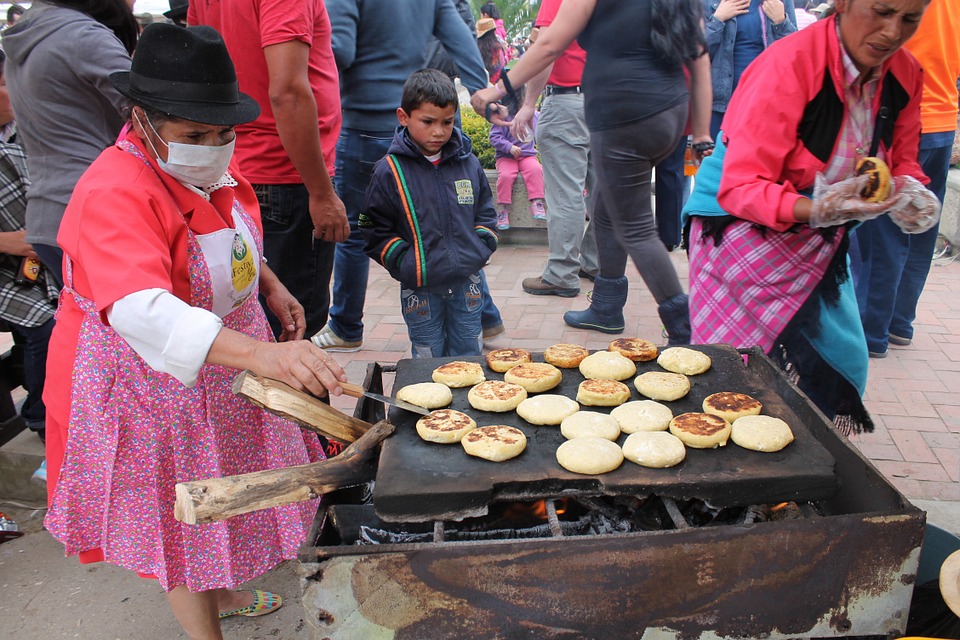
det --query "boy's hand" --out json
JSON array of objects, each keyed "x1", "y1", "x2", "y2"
[{"x1": 510, "y1": 145, "x2": 522, "y2": 159}]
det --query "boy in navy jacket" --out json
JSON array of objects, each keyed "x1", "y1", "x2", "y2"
[{"x1": 360, "y1": 69, "x2": 499, "y2": 357}]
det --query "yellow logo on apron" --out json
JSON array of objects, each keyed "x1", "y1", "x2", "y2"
[{"x1": 231, "y1": 232, "x2": 256, "y2": 294}]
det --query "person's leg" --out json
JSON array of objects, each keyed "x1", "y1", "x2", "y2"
[
  {"x1": 33, "y1": 243, "x2": 63, "y2": 290},
  {"x1": 15, "y1": 317, "x2": 54, "y2": 435},
  {"x1": 166, "y1": 586, "x2": 223, "y2": 640},
  {"x1": 479, "y1": 269, "x2": 503, "y2": 336},
  {"x1": 401, "y1": 288, "x2": 446, "y2": 358},
  {"x1": 890, "y1": 136, "x2": 955, "y2": 342},
  {"x1": 518, "y1": 155, "x2": 546, "y2": 201},
  {"x1": 494, "y1": 156, "x2": 518, "y2": 206},
  {"x1": 536, "y1": 94, "x2": 593, "y2": 290},
  {"x1": 445, "y1": 274, "x2": 484, "y2": 356},
  {"x1": 255, "y1": 183, "x2": 334, "y2": 337},
  {"x1": 854, "y1": 214, "x2": 909, "y2": 355},
  {"x1": 654, "y1": 136, "x2": 687, "y2": 250},
  {"x1": 326, "y1": 128, "x2": 394, "y2": 344},
  {"x1": 589, "y1": 107, "x2": 686, "y2": 304}
]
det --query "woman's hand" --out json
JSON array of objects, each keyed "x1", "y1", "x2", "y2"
[
  {"x1": 761, "y1": 0, "x2": 787, "y2": 25},
  {"x1": 714, "y1": 0, "x2": 751, "y2": 22},
  {"x1": 260, "y1": 264, "x2": 305, "y2": 341},
  {"x1": 250, "y1": 339, "x2": 346, "y2": 398},
  {"x1": 471, "y1": 86, "x2": 512, "y2": 126},
  {"x1": 807, "y1": 173, "x2": 894, "y2": 227}
]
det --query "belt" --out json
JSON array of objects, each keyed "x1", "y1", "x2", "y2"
[{"x1": 544, "y1": 85, "x2": 581, "y2": 96}]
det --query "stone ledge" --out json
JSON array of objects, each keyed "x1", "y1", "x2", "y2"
[
  {"x1": 941, "y1": 167, "x2": 960, "y2": 247},
  {"x1": 483, "y1": 169, "x2": 547, "y2": 246}
]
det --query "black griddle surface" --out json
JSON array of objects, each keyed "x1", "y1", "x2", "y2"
[{"x1": 373, "y1": 344, "x2": 838, "y2": 522}]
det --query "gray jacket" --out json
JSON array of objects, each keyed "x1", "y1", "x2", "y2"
[
  {"x1": 3, "y1": 1, "x2": 130, "y2": 246},
  {"x1": 327, "y1": 0, "x2": 487, "y2": 131},
  {"x1": 704, "y1": 0, "x2": 797, "y2": 113}
]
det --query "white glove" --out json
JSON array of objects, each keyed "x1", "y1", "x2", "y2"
[
  {"x1": 887, "y1": 176, "x2": 940, "y2": 234},
  {"x1": 809, "y1": 173, "x2": 895, "y2": 228}
]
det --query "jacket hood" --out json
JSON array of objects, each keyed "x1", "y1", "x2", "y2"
[
  {"x1": 387, "y1": 124, "x2": 475, "y2": 164},
  {"x1": 3, "y1": 2, "x2": 89, "y2": 65}
]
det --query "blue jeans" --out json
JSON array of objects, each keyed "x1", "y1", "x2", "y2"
[
  {"x1": 329, "y1": 128, "x2": 394, "y2": 342},
  {"x1": 330, "y1": 128, "x2": 503, "y2": 341},
  {"x1": 254, "y1": 183, "x2": 335, "y2": 338},
  {"x1": 854, "y1": 130, "x2": 956, "y2": 352},
  {"x1": 13, "y1": 316, "x2": 54, "y2": 430},
  {"x1": 402, "y1": 274, "x2": 483, "y2": 358},
  {"x1": 655, "y1": 135, "x2": 691, "y2": 250}
]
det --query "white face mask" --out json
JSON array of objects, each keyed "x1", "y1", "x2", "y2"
[{"x1": 135, "y1": 109, "x2": 235, "y2": 187}]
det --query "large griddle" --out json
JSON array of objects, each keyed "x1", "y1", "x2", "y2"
[{"x1": 373, "y1": 344, "x2": 838, "y2": 522}]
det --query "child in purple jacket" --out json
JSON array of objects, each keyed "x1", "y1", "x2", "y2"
[{"x1": 489, "y1": 110, "x2": 545, "y2": 230}]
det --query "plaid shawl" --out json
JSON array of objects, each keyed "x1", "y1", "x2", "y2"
[{"x1": 688, "y1": 217, "x2": 843, "y2": 352}]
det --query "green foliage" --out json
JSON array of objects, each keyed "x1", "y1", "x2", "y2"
[
  {"x1": 470, "y1": 0, "x2": 542, "y2": 39},
  {"x1": 460, "y1": 106, "x2": 496, "y2": 170}
]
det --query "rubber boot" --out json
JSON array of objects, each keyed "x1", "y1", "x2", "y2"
[
  {"x1": 563, "y1": 276, "x2": 628, "y2": 334},
  {"x1": 658, "y1": 293, "x2": 691, "y2": 346}
]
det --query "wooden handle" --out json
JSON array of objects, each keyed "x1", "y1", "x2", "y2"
[
  {"x1": 339, "y1": 381, "x2": 366, "y2": 399},
  {"x1": 232, "y1": 371, "x2": 370, "y2": 443},
  {"x1": 174, "y1": 419, "x2": 395, "y2": 525}
]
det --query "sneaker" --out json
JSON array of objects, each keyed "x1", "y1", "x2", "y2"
[
  {"x1": 530, "y1": 198, "x2": 547, "y2": 220},
  {"x1": 578, "y1": 269, "x2": 597, "y2": 282},
  {"x1": 888, "y1": 333, "x2": 912, "y2": 346},
  {"x1": 32, "y1": 459, "x2": 46, "y2": 484},
  {"x1": 868, "y1": 350, "x2": 888, "y2": 359},
  {"x1": 496, "y1": 208, "x2": 510, "y2": 230},
  {"x1": 310, "y1": 323, "x2": 362, "y2": 353},
  {"x1": 522, "y1": 276, "x2": 579, "y2": 298}
]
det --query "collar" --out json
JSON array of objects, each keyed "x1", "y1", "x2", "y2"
[
  {"x1": 0, "y1": 121, "x2": 17, "y2": 144},
  {"x1": 182, "y1": 173, "x2": 239, "y2": 201}
]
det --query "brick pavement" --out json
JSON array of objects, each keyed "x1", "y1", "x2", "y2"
[{"x1": 329, "y1": 242, "x2": 960, "y2": 504}]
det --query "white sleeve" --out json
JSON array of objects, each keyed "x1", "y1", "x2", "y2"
[{"x1": 106, "y1": 288, "x2": 223, "y2": 387}]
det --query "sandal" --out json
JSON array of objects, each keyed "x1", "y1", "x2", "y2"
[{"x1": 218, "y1": 589, "x2": 283, "y2": 619}]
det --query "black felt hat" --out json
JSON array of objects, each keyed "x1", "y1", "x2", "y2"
[
  {"x1": 110, "y1": 23, "x2": 260, "y2": 126},
  {"x1": 163, "y1": 0, "x2": 188, "y2": 21}
]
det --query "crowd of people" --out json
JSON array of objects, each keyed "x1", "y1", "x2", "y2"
[{"x1": 0, "y1": 0, "x2": 956, "y2": 638}]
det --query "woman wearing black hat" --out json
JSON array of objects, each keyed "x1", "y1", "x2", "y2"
[{"x1": 41, "y1": 23, "x2": 347, "y2": 638}]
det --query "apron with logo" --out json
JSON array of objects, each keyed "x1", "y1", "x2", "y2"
[{"x1": 44, "y1": 142, "x2": 322, "y2": 592}]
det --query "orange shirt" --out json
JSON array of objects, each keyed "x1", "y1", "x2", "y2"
[{"x1": 904, "y1": 0, "x2": 960, "y2": 133}]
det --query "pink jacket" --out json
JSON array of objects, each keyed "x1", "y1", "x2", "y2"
[{"x1": 717, "y1": 15, "x2": 925, "y2": 232}]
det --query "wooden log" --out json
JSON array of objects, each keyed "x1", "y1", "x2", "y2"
[
  {"x1": 232, "y1": 370, "x2": 370, "y2": 443},
  {"x1": 174, "y1": 419, "x2": 394, "y2": 525}
]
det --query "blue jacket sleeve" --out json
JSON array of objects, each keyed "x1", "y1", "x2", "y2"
[
  {"x1": 771, "y1": 0, "x2": 798, "y2": 40},
  {"x1": 473, "y1": 164, "x2": 499, "y2": 252},
  {"x1": 434, "y1": 0, "x2": 489, "y2": 94},
  {"x1": 327, "y1": 0, "x2": 359, "y2": 71},
  {"x1": 360, "y1": 164, "x2": 412, "y2": 281}
]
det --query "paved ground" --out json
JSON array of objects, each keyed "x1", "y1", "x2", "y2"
[{"x1": 1, "y1": 241, "x2": 957, "y2": 639}]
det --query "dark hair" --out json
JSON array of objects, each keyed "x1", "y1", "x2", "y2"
[
  {"x1": 47, "y1": 0, "x2": 139, "y2": 55},
  {"x1": 477, "y1": 30, "x2": 506, "y2": 79},
  {"x1": 0, "y1": 49, "x2": 6, "y2": 76},
  {"x1": 480, "y1": 3, "x2": 500, "y2": 20},
  {"x1": 6, "y1": 4, "x2": 24, "y2": 23},
  {"x1": 650, "y1": 0, "x2": 706, "y2": 69},
  {"x1": 400, "y1": 68, "x2": 458, "y2": 115}
]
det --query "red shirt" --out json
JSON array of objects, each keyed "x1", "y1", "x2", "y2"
[
  {"x1": 536, "y1": 0, "x2": 586, "y2": 87},
  {"x1": 189, "y1": 0, "x2": 341, "y2": 183}
]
